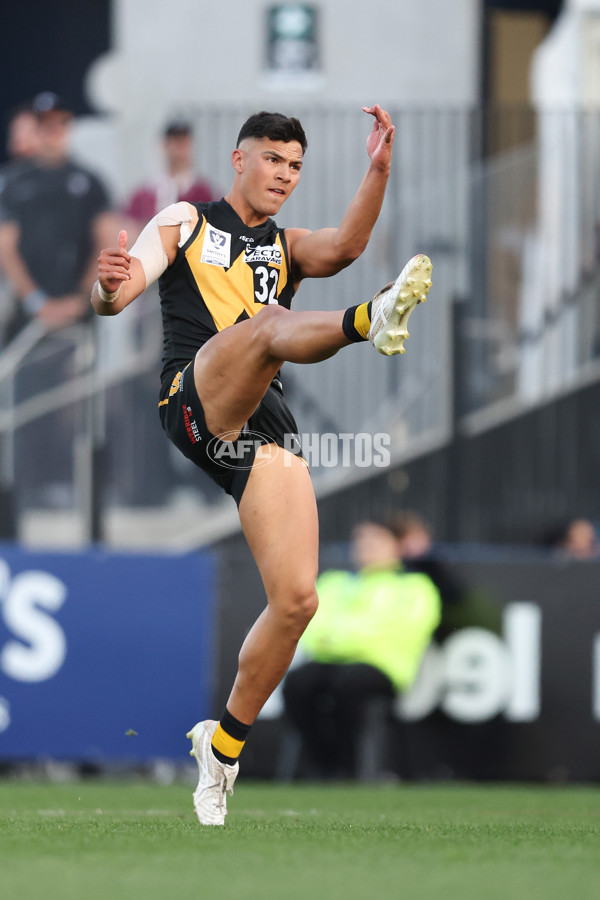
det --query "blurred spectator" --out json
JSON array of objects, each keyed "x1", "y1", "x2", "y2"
[
  {"x1": 1, "y1": 104, "x2": 41, "y2": 173},
  {"x1": 0, "y1": 104, "x2": 41, "y2": 338},
  {"x1": 282, "y1": 521, "x2": 441, "y2": 779},
  {"x1": 388, "y1": 509, "x2": 502, "y2": 638},
  {"x1": 388, "y1": 509, "x2": 464, "y2": 608},
  {"x1": 116, "y1": 120, "x2": 219, "y2": 508},
  {"x1": 0, "y1": 92, "x2": 117, "y2": 522},
  {"x1": 0, "y1": 91, "x2": 115, "y2": 344},
  {"x1": 550, "y1": 517, "x2": 600, "y2": 560},
  {"x1": 123, "y1": 118, "x2": 218, "y2": 234}
]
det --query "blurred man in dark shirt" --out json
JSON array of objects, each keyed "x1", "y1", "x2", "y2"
[{"x1": 0, "y1": 92, "x2": 113, "y2": 341}]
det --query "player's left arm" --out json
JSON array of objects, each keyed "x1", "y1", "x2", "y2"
[{"x1": 287, "y1": 104, "x2": 394, "y2": 285}]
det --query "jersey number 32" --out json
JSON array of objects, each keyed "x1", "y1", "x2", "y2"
[{"x1": 253, "y1": 266, "x2": 279, "y2": 305}]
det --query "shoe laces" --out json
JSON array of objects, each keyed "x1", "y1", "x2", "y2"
[
  {"x1": 202, "y1": 765, "x2": 236, "y2": 815},
  {"x1": 373, "y1": 281, "x2": 394, "y2": 303},
  {"x1": 370, "y1": 282, "x2": 396, "y2": 333}
]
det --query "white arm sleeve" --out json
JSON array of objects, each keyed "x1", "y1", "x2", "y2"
[{"x1": 129, "y1": 201, "x2": 194, "y2": 288}]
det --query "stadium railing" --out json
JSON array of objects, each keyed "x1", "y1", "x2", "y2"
[{"x1": 0, "y1": 106, "x2": 598, "y2": 549}]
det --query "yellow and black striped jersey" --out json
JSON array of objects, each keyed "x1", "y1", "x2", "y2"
[{"x1": 159, "y1": 198, "x2": 295, "y2": 384}]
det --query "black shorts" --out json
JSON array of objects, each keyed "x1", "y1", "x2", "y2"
[{"x1": 158, "y1": 363, "x2": 305, "y2": 505}]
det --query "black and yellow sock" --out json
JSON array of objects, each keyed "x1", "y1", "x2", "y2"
[
  {"x1": 342, "y1": 300, "x2": 372, "y2": 342},
  {"x1": 211, "y1": 708, "x2": 251, "y2": 765}
]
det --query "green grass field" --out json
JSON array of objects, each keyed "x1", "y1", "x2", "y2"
[{"x1": 0, "y1": 780, "x2": 598, "y2": 900}]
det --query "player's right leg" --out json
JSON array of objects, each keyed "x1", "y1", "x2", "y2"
[
  {"x1": 193, "y1": 305, "x2": 350, "y2": 440},
  {"x1": 367, "y1": 254, "x2": 432, "y2": 356},
  {"x1": 193, "y1": 252, "x2": 432, "y2": 441}
]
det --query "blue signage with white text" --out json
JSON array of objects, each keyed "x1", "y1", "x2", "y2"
[{"x1": 0, "y1": 545, "x2": 215, "y2": 761}]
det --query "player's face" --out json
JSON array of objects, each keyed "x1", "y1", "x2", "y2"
[{"x1": 236, "y1": 137, "x2": 303, "y2": 217}]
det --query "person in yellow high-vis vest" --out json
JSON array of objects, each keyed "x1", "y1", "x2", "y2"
[{"x1": 283, "y1": 520, "x2": 441, "y2": 779}]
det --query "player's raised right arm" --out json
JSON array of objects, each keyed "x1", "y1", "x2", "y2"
[{"x1": 91, "y1": 229, "x2": 147, "y2": 316}]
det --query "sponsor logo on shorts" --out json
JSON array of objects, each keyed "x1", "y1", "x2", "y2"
[
  {"x1": 169, "y1": 371, "x2": 183, "y2": 397},
  {"x1": 182, "y1": 404, "x2": 202, "y2": 444},
  {"x1": 245, "y1": 243, "x2": 282, "y2": 265}
]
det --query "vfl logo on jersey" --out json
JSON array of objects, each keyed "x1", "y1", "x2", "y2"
[
  {"x1": 245, "y1": 243, "x2": 282, "y2": 265},
  {"x1": 200, "y1": 224, "x2": 231, "y2": 267}
]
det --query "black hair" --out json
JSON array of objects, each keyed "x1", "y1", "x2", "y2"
[{"x1": 236, "y1": 111, "x2": 307, "y2": 153}]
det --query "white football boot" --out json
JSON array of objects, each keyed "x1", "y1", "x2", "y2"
[
  {"x1": 368, "y1": 254, "x2": 433, "y2": 355},
  {"x1": 186, "y1": 719, "x2": 239, "y2": 826}
]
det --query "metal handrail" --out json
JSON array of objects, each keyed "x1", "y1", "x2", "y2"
[
  {"x1": 0, "y1": 320, "x2": 48, "y2": 384},
  {"x1": 0, "y1": 340, "x2": 157, "y2": 433}
]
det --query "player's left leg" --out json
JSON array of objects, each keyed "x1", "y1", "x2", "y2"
[
  {"x1": 230, "y1": 449, "x2": 319, "y2": 722},
  {"x1": 187, "y1": 449, "x2": 319, "y2": 824}
]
